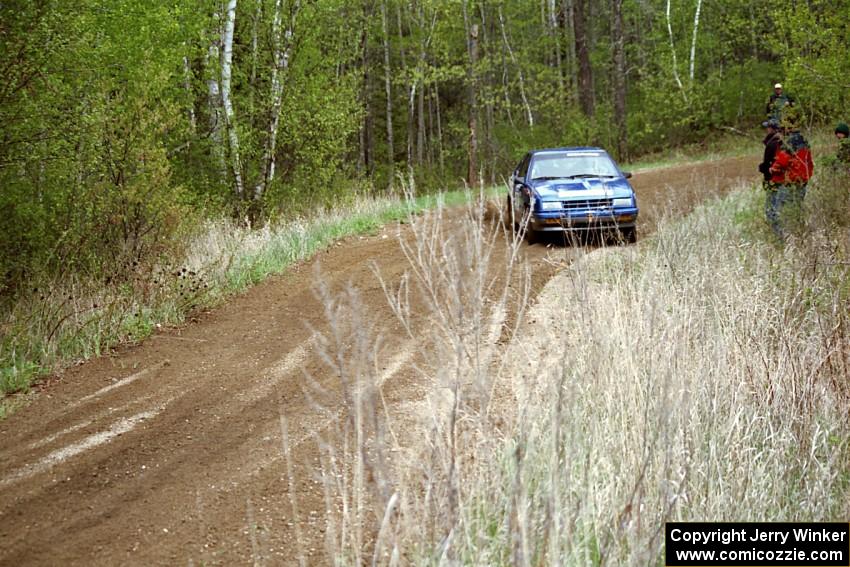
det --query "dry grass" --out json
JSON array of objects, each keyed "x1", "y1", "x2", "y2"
[
  {"x1": 301, "y1": 176, "x2": 850, "y2": 565},
  {"x1": 457, "y1": 186, "x2": 850, "y2": 564},
  {"x1": 287, "y1": 188, "x2": 530, "y2": 564}
]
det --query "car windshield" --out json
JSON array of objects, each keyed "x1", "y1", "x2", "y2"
[{"x1": 529, "y1": 152, "x2": 619, "y2": 180}]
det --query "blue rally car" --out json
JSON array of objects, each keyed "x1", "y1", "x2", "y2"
[{"x1": 507, "y1": 147, "x2": 639, "y2": 243}]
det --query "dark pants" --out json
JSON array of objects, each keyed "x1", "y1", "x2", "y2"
[{"x1": 765, "y1": 183, "x2": 806, "y2": 239}]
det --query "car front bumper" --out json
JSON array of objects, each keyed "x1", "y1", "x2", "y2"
[{"x1": 530, "y1": 209, "x2": 638, "y2": 232}]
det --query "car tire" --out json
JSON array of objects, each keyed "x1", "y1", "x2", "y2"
[
  {"x1": 505, "y1": 197, "x2": 517, "y2": 232},
  {"x1": 523, "y1": 206, "x2": 537, "y2": 244}
]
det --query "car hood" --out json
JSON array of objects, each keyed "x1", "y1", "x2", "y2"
[{"x1": 531, "y1": 177, "x2": 633, "y2": 200}]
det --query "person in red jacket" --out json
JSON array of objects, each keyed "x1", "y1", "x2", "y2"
[
  {"x1": 771, "y1": 135, "x2": 813, "y2": 189},
  {"x1": 767, "y1": 112, "x2": 813, "y2": 239},
  {"x1": 764, "y1": 139, "x2": 790, "y2": 239}
]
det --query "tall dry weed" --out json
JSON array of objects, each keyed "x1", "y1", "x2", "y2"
[
  {"x1": 305, "y1": 179, "x2": 850, "y2": 565},
  {"x1": 299, "y1": 188, "x2": 534, "y2": 564}
]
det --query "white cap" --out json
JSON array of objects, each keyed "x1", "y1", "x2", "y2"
[{"x1": 774, "y1": 83, "x2": 783, "y2": 89}]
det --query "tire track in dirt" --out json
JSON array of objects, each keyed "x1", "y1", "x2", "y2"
[{"x1": 0, "y1": 154, "x2": 757, "y2": 566}]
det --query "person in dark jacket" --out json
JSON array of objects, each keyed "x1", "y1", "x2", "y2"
[
  {"x1": 764, "y1": 135, "x2": 790, "y2": 239},
  {"x1": 766, "y1": 83, "x2": 794, "y2": 119},
  {"x1": 835, "y1": 122, "x2": 850, "y2": 166},
  {"x1": 758, "y1": 118, "x2": 782, "y2": 188},
  {"x1": 822, "y1": 122, "x2": 850, "y2": 172}
]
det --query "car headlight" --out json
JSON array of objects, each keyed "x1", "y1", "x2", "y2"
[
  {"x1": 612, "y1": 197, "x2": 633, "y2": 207},
  {"x1": 539, "y1": 200, "x2": 561, "y2": 211}
]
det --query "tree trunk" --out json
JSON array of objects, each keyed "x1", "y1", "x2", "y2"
[
  {"x1": 665, "y1": 0, "x2": 687, "y2": 101},
  {"x1": 549, "y1": 0, "x2": 565, "y2": 95},
  {"x1": 358, "y1": 8, "x2": 373, "y2": 176},
  {"x1": 689, "y1": 0, "x2": 703, "y2": 85},
  {"x1": 468, "y1": 24, "x2": 479, "y2": 188},
  {"x1": 396, "y1": 4, "x2": 414, "y2": 172},
  {"x1": 426, "y1": 85, "x2": 434, "y2": 166},
  {"x1": 221, "y1": 0, "x2": 245, "y2": 200},
  {"x1": 563, "y1": 0, "x2": 578, "y2": 100},
  {"x1": 244, "y1": 0, "x2": 262, "y2": 123},
  {"x1": 416, "y1": 4, "x2": 426, "y2": 166},
  {"x1": 406, "y1": 81, "x2": 416, "y2": 171},
  {"x1": 250, "y1": 0, "x2": 261, "y2": 87},
  {"x1": 254, "y1": 0, "x2": 300, "y2": 203},
  {"x1": 462, "y1": 0, "x2": 479, "y2": 188},
  {"x1": 498, "y1": 5, "x2": 534, "y2": 127},
  {"x1": 205, "y1": 10, "x2": 226, "y2": 176},
  {"x1": 417, "y1": 81, "x2": 425, "y2": 166},
  {"x1": 357, "y1": 20, "x2": 369, "y2": 175},
  {"x1": 182, "y1": 54, "x2": 197, "y2": 133},
  {"x1": 478, "y1": 4, "x2": 493, "y2": 184},
  {"x1": 380, "y1": 0, "x2": 395, "y2": 188},
  {"x1": 611, "y1": 0, "x2": 627, "y2": 161},
  {"x1": 573, "y1": 0, "x2": 594, "y2": 117},
  {"x1": 206, "y1": 46, "x2": 222, "y2": 139},
  {"x1": 433, "y1": 82, "x2": 445, "y2": 176},
  {"x1": 499, "y1": 45, "x2": 516, "y2": 128}
]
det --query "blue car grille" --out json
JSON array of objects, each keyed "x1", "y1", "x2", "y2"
[{"x1": 561, "y1": 198, "x2": 613, "y2": 210}]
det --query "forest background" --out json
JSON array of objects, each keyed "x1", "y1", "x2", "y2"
[{"x1": 0, "y1": 0, "x2": 848, "y2": 391}]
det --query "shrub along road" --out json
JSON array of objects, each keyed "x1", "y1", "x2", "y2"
[{"x1": 0, "y1": 155, "x2": 755, "y2": 565}]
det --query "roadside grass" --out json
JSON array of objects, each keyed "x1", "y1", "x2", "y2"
[
  {"x1": 0, "y1": 184, "x2": 499, "y2": 413},
  {"x1": 452, "y1": 179, "x2": 850, "y2": 563},
  {"x1": 626, "y1": 128, "x2": 764, "y2": 172},
  {"x1": 626, "y1": 125, "x2": 837, "y2": 173},
  {"x1": 305, "y1": 172, "x2": 850, "y2": 564}
]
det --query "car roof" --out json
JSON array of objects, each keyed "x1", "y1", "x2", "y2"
[{"x1": 529, "y1": 146, "x2": 607, "y2": 155}]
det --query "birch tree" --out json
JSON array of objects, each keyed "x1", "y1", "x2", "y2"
[
  {"x1": 611, "y1": 0, "x2": 627, "y2": 160},
  {"x1": 182, "y1": 55, "x2": 197, "y2": 133},
  {"x1": 689, "y1": 0, "x2": 703, "y2": 85},
  {"x1": 666, "y1": 0, "x2": 687, "y2": 101},
  {"x1": 254, "y1": 0, "x2": 301, "y2": 203},
  {"x1": 433, "y1": 82, "x2": 445, "y2": 175},
  {"x1": 415, "y1": 4, "x2": 426, "y2": 167},
  {"x1": 498, "y1": 5, "x2": 534, "y2": 127},
  {"x1": 358, "y1": 3, "x2": 373, "y2": 175},
  {"x1": 206, "y1": 9, "x2": 226, "y2": 175},
  {"x1": 395, "y1": 3, "x2": 413, "y2": 171},
  {"x1": 573, "y1": 0, "x2": 594, "y2": 116},
  {"x1": 462, "y1": 0, "x2": 479, "y2": 187},
  {"x1": 380, "y1": 0, "x2": 395, "y2": 187},
  {"x1": 548, "y1": 0, "x2": 565, "y2": 94},
  {"x1": 221, "y1": 0, "x2": 245, "y2": 199},
  {"x1": 416, "y1": 7, "x2": 437, "y2": 167}
]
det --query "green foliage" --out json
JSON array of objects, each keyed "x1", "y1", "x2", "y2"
[
  {"x1": 0, "y1": 0, "x2": 205, "y2": 291},
  {"x1": 270, "y1": 56, "x2": 362, "y2": 212},
  {"x1": 0, "y1": 359, "x2": 41, "y2": 396},
  {"x1": 771, "y1": 0, "x2": 850, "y2": 121}
]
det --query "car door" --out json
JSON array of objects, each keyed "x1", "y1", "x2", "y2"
[{"x1": 512, "y1": 153, "x2": 532, "y2": 218}]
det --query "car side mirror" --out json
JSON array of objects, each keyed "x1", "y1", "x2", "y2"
[
  {"x1": 514, "y1": 176, "x2": 525, "y2": 185},
  {"x1": 623, "y1": 171, "x2": 633, "y2": 179}
]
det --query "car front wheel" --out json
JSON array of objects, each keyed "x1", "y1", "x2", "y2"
[
  {"x1": 505, "y1": 197, "x2": 517, "y2": 232},
  {"x1": 522, "y1": 206, "x2": 537, "y2": 244}
]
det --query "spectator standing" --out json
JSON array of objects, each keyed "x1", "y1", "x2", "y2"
[
  {"x1": 835, "y1": 122, "x2": 850, "y2": 166},
  {"x1": 758, "y1": 118, "x2": 782, "y2": 189},
  {"x1": 766, "y1": 83, "x2": 794, "y2": 120},
  {"x1": 767, "y1": 109, "x2": 813, "y2": 239},
  {"x1": 764, "y1": 130, "x2": 790, "y2": 238}
]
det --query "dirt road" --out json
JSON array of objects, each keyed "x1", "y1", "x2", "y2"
[{"x1": 0, "y1": 155, "x2": 756, "y2": 565}]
